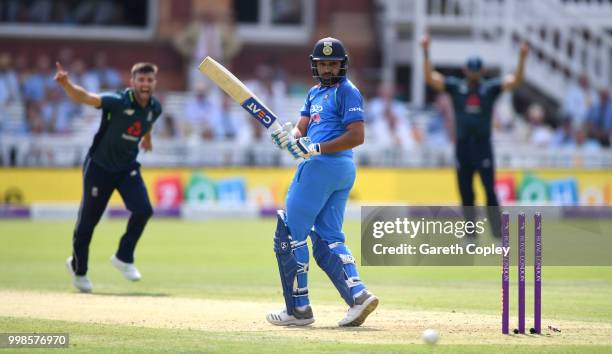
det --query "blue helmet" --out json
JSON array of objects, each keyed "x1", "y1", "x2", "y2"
[{"x1": 310, "y1": 37, "x2": 348, "y2": 86}]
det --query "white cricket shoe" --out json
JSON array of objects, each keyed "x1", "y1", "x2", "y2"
[
  {"x1": 338, "y1": 290, "x2": 379, "y2": 327},
  {"x1": 266, "y1": 306, "x2": 315, "y2": 326},
  {"x1": 110, "y1": 254, "x2": 141, "y2": 281},
  {"x1": 65, "y1": 257, "x2": 93, "y2": 293}
]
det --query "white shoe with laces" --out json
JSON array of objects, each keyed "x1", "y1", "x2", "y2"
[
  {"x1": 266, "y1": 306, "x2": 315, "y2": 326},
  {"x1": 110, "y1": 254, "x2": 141, "y2": 281},
  {"x1": 338, "y1": 290, "x2": 379, "y2": 327},
  {"x1": 65, "y1": 257, "x2": 93, "y2": 293}
]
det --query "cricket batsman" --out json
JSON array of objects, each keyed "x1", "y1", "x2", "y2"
[
  {"x1": 266, "y1": 37, "x2": 379, "y2": 326},
  {"x1": 55, "y1": 61, "x2": 162, "y2": 292}
]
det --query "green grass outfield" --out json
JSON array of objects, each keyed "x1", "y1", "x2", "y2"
[{"x1": 1, "y1": 219, "x2": 611, "y2": 353}]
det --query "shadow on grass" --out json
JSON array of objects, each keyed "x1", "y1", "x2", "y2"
[
  {"x1": 286, "y1": 325, "x2": 383, "y2": 332},
  {"x1": 88, "y1": 292, "x2": 170, "y2": 297}
]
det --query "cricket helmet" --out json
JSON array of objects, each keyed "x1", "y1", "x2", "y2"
[{"x1": 310, "y1": 37, "x2": 348, "y2": 86}]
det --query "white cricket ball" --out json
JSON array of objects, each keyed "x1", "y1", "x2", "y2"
[{"x1": 422, "y1": 329, "x2": 440, "y2": 345}]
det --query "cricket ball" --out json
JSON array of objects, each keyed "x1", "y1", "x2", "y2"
[{"x1": 422, "y1": 329, "x2": 439, "y2": 345}]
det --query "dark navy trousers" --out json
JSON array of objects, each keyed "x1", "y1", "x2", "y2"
[
  {"x1": 71, "y1": 156, "x2": 153, "y2": 275},
  {"x1": 455, "y1": 137, "x2": 501, "y2": 238}
]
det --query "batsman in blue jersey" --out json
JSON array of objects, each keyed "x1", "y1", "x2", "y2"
[
  {"x1": 266, "y1": 37, "x2": 378, "y2": 327},
  {"x1": 55, "y1": 62, "x2": 162, "y2": 293}
]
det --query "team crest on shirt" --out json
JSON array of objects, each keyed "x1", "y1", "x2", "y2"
[
  {"x1": 323, "y1": 94, "x2": 329, "y2": 101},
  {"x1": 123, "y1": 109, "x2": 135, "y2": 116}
]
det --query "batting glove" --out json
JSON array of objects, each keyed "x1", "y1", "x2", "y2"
[
  {"x1": 271, "y1": 122, "x2": 293, "y2": 149},
  {"x1": 288, "y1": 137, "x2": 321, "y2": 159}
]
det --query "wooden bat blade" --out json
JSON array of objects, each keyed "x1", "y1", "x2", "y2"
[
  {"x1": 198, "y1": 56, "x2": 252, "y2": 104},
  {"x1": 198, "y1": 56, "x2": 281, "y2": 131}
]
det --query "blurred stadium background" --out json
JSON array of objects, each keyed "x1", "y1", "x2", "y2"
[{"x1": 0, "y1": 0, "x2": 611, "y2": 219}]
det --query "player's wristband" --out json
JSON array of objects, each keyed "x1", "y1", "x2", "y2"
[{"x1": 309, "y1": 143, "x2": 321, "y2": 155}]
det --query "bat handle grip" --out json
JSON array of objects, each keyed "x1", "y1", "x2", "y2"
[
  {"x1": 268, "y1": 121, "x2": 283, "y2": 132},
  {"x1": 284, "y1": 122, "x2": 297, "y2": 144}
]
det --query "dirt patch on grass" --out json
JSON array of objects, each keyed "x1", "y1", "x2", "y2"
[{"x1": 1, "y1": 290, "x2": 610, "y2": 346}]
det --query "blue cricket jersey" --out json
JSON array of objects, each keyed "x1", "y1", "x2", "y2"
[{"x1": 300, "y1": 77, "x2": 364, "y2": 159}]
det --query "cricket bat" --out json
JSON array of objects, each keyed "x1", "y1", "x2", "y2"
[{"x1": 198, "y1": 56, "x2": 283, "y2": 132}]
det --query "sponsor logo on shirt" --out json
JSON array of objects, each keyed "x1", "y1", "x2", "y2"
[
  {"x1": 127, "y1": 121, "x2": 142, "y2": 136},
  {"x1": 310, "y1": 104, "x2": 323, "y2": 114},
  {"x1": 465, "y1": 94, "x2": 481, "y2": 113},
  {"x1": 348, "y1": 107, "x2": 364, "y2": 112},
  {"x1": 309, "y1": 113, "x2": 321, "y2": 125},
  {"x1": 122, "y1": 134, "x2": 140, "y2": 142},
  {"x1": 122, "y1": 121, "x2": 142, "y2": 142}
]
